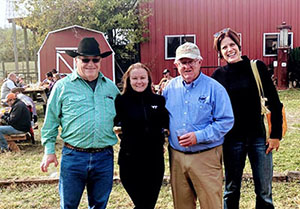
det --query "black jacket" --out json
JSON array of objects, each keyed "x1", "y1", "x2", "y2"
[
  {"x1": 2, "y1": 99, "x2": 31, "y2": 132},
  {"x1": 114, "y1": 86, "x2": 169, "y2": 156},
  {"x1": 212, "y1": 56, "x2": 282, "y2": 140}
]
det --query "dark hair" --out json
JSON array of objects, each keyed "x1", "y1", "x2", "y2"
[
  {"x1": 121, "y1": 62, "x2": 153, "y2": 94},
  {"x1": 46, "y1": 71, "x2": 53, "y2": 78},
  {"x1": 52, "y1": 69, "x2": 57, "y2": 74},
  {"x1": 213, "y1": 28, "x2": 241, "y2": 58}
]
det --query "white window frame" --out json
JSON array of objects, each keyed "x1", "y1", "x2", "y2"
[
  {"x1": 263, "y1": 32, "x2": 293, "y2": 57},
  {"x1": 165, "y1": 34, "x2": 196, "y2": 60}
]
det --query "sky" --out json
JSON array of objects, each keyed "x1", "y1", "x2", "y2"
[{"x1": 0, "y1": 0, "x2": 9, "y2": 28}]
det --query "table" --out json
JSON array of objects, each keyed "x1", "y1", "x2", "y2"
[{"x1": 23, "y1": 87, "x2": 48, "y2": 104}]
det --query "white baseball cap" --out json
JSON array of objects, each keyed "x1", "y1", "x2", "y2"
[{"x1": 175, "y1": 42, "x2": 203, "y2": 62}]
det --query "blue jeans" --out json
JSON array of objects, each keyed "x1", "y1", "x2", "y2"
[
  {"x1": 223, "y1": 136, "x2": 274, "y2": 209},
  {"x1": 59, "y1": 146, "x2": 114, "y2": 209},
  {"x1": 0, "y1": 125, "x2": 24, "y2": 150}
]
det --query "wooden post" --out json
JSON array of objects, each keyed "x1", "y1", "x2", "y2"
[
  {"x1": 24, "y1": 27, "x2": 30, "y2": 78},
  {"x1": 12, "y1": 19, "x2": 19, "y2": 73},
  {"x1": 1, "y1": 61, "x2": 5, "y2": 78},
  {"x1": 33, "y1": 31, "x2": 38, "y2": 82}
]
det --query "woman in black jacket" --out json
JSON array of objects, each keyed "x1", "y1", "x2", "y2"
[
  {"x1": 211, "y1": 28, "x2": 283, "y2": 209},
  {"x1": 114, "y1": 63, "x2": 169, "y2": 209}
]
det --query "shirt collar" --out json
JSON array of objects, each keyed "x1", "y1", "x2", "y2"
[{"x1": 181, "y1": 72, "x2": 202, "y2": 88}]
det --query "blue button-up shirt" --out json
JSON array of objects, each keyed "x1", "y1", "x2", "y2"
[
  {"x1": 41, "y1": 71, "x2": 120, "y2": 154},
  {"x1": 163, "y1": 73, "x2": 234, "y2": 152}
]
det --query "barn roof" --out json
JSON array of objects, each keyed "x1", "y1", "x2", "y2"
[{"x1": 38, "y1": 25, "x2": 114, "y2": 54}]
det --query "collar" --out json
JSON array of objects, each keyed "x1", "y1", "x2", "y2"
[
  {"x1": 181, "y1": 72, "x2": 202, "y2": 89},
  {"x1": 70, "y1": 70, "x2": 106, "y2": 82}
]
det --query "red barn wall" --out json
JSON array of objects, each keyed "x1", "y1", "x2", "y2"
[
  {"x1": 39, "y1": 26, "x2": 113, "y2": 82},
  {"x1": 141, "y1": 0, "x2": 300, "y2": 83}
]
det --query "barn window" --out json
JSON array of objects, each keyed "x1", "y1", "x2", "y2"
[
  {"x1": 263, "y1": 33, "x2": 293, "y2": 56},
  {"x1": 165, "y1": 35, "x2": 196, "y2": 60}
]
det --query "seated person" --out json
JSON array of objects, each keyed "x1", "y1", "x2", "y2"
[
  {"x1": 1, "y1": 73, "x2": 18, "y2": 101},
  {"x1": 0, "y1": 93, "x2": 31, "y2": 152},
  {"x1": 11, "y1": 87, "x2": 38, "y2": 124},
  {"x1": 40, "y1": 71, "x2": 54, "y2": 97}
]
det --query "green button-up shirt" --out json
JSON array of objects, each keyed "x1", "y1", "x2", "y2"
[{"x1": 41, "y1": 71, "x2": 120, "y2": 154}]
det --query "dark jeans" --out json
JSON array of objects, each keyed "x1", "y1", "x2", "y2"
[
  {"x1": 119, "y1": 150, "x2": 165, "y2": 209},
  {"x1": 223, "y1": 136, "x2": 274, "y2": 209},
  {"x1": 59, "y1": 146, "x2": 114, "y2": 209}
]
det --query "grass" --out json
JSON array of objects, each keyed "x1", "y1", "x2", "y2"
[{"x1": 0, "y1": 89, "x2": 300, "y2": 208}]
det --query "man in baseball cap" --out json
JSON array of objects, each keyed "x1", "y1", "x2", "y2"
[
  {"x1": 0, "y1": 93, "x2": 31, "y2": 152},
  {"x1": 162, "y1": 42, "x2": 234, "y2": 208}
]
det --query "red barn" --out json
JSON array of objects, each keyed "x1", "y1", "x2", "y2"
[
  {"x1": 140, "y1": 0, "x2": 300, "y2": 83},
  {"x1": 38, "y1": 25, "x2": 115, "y2": 82}
]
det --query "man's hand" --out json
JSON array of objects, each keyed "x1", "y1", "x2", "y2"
[
  {"x1": 40, "y1": 154, "x2": 58, "y2": 172},
  {"x1": 266, "y1": 138, "x2": 280, "y2": 154},
  {"x1": 178, "y1": 132, "x2": 197, "y2": 147}
]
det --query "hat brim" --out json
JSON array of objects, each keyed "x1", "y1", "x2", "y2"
[
  {"x1": 65, "y1": 50, "x2": 112, "y2": 58},
  {"x1": 175, "y1": 54, "x2": 203, "y2": 62}
]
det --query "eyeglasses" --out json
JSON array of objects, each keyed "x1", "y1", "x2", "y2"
[
  {"x1": 79, "y1": 58, "x2": 101, "y2": 63},
  {"x1": 177, "y1": 59, "x2": 198, "y2": 68},
  {"x1": 213, "y1": 28, "x2": 230, "y2": 38}
]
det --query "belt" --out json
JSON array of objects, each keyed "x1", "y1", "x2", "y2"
[
  {"x1": 179, "y1": 147, "x2": 214, "y2": 154},
  {"x1": 64, "y1": 142, "x2": 111, "y2": 153}
]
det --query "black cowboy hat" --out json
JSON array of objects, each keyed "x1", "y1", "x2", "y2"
[{"x1": 65, "y1": 37, "x2": 112, "y2": 58}]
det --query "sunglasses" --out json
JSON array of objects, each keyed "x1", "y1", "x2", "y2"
[
  {"x1": 213, "y1": 28, "x2": 230, "y2": 38},
  {"x1": 79, "y1": 58, "x2": 101, "y2": 63}
]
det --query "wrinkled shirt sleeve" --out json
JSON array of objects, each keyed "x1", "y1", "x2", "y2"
[{"x1": 41, "y1": 83, "x2": 62, "y2": 154}]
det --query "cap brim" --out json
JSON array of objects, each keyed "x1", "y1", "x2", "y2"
[{"x1": 175, "y1": 54, "x2": 203, "y2": 62}]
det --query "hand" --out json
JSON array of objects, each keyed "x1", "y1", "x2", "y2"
[
  {"x1": 178, "y1": 132, "x2": 197, "y2": 147},
  {"x1": 40, "y1": 154, "x2": 58, "y2": 172},
  {"x1": 266, "y1": 138, "x2": 280, "y2": 154},
  {"x1": 113, "y1": 126, "x2": 122, "y2": 135}
]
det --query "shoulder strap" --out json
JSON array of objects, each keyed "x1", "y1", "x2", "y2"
[{"x1": 250, "y1": 60, "x2": 265, "y2": 97}]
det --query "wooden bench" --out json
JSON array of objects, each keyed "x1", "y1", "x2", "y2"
[{"x1": 4, "y1": 133, "x2": 32, "y2": 152}]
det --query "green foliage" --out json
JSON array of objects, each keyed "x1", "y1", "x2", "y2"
[{"x1": 17, "y1": 0, "x2": 151, "y2": 64}]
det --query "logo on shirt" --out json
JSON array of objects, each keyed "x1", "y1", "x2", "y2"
[{"x1": 151, "y1": 105, "x2": 158, "y2": 109}]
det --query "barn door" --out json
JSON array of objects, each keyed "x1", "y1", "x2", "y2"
[{"x1": 56, "y1": 47, "x2": 77, "y2": 73}]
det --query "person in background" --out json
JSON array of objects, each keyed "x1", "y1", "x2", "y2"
[
  {"x1": 16, "y1": 74, "x2": 26, "y2": 87},
  {"x1": 157, "y1": 69, "x2": 173, "y2": 94},
  {"x1": 40, "y1": 37, "x2": 119, "y2": 209},
  {"x1": 1, "y1": 73, "x2": 17, "y2": 101},
  {"x1": 11, "y1": 87, "x2": 38, "y2": 124},
  {"x1": 0, "y1": 93, "x2": 31, "y2": 152},
  {"x1": 114, "y1": 63, "x2": 169, "y2": 209},
  {"x1": 40, "y1": 71, "x2": 54, "y2": 96},
  {"x1": 163, "y1": 42, "x2": 234, "y2": 209},
  {"x1": 211, "y1": 28, "x2": 283, "y2": 209}
]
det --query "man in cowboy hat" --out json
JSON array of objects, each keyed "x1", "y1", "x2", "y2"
[{"x1": 40, "y1": 37, "x2": 120, "y2": 209}]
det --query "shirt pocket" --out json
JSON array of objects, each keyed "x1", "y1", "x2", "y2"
[
  {"x1": 65, "y1": 95, "x2": 86, "y2": 114},
  {"x1": 190, "y1": 96, "x2": 213, "y2": 124},
  {"x1": 104, "y1": 95, "x2": 116, "y2": 116}
]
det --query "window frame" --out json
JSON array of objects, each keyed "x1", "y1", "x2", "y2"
[
  {"x1": 263, "y1": 32, "x2": 293, "y2": 57},
  {"x1": 164, "y1": 34, "x2": 196, "y2": 60}
]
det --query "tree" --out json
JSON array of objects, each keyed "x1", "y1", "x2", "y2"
[{"x1": 17, "y1": 0, "x2": 151, "y2": 69}]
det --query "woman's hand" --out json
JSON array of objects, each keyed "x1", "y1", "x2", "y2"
[{"x1": 266, "y1": 138, "x2": 280, "y2": 154}]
